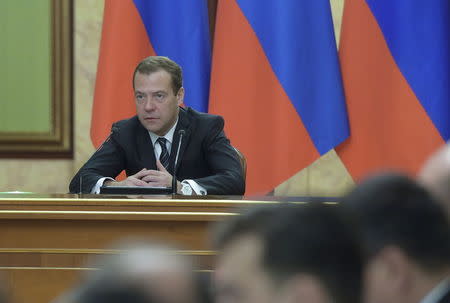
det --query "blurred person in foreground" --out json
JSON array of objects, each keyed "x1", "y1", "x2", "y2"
[
  {"x1": 59, "y1": 240, "x2": 201, "y2": 303},
  {"x1": 213, "y1": 203, "x2": 364, "y2": 303},
  {"x1": 343, "y1": 173, "x2": 450, "y2": 303},
  {"x1": 418, "y1": 142, "x2": 450, "y2": 218}
]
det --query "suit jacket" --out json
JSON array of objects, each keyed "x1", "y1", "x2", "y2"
[
  {"x1": 439, "y1": 289, "x2": 450, "y2": 303},
  {"x1": 69, "y1": 107, "x2": 245, "y2": 195}
]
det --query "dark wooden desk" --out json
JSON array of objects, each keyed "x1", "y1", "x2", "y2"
[{"x1": 0, "y1": 194, "x2": 337, "y2": 303}]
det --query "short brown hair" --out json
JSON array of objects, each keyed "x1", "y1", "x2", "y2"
[{"x1": 133, "y1": 56, "x2": 183, "y2": 94}]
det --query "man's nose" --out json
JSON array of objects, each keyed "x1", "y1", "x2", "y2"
[{"x1": 144, "y1": 98, "x2": 156, "y2": 111}]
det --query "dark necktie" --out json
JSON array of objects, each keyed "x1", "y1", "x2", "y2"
[{"x1": 157, "y1": 137, "x2": 170, "y2": 169}]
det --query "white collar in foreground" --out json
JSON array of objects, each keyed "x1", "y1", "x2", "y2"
[{"x1": 420, "y1": 277, "x2": 450, "y2": 303}]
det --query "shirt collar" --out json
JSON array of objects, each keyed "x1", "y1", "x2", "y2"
[
  {"x1": 148, "y1": 119, "x2": 178, "y2": 147},
  {"x1": 420, "y1": 277, "x2": 450, "y2": 303}
]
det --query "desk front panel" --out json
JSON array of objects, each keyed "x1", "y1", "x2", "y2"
[{"x1": 0, "y1": 194, "x2": 292, "y2": 303}]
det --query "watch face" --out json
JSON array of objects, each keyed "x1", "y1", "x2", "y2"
[{"x1": 181, "y1": 184, "x2": 192, "y2": 195}]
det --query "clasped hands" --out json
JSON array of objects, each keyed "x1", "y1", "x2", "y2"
[{"x1": 104, "y1": 160, "x2": 181, "y2": 192}]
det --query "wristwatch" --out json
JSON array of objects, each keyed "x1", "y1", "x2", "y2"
[{"x1": 181, "y1": 183, "x2": 193, "y2": 195}]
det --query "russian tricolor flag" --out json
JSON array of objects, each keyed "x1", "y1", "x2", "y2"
[
  {"x1": 91, "y1": 0, "x2": 211, "y2": 148},
  {"x1": 337, "y1": 0, "x2": 449, "y2": 180},
  {"x1": 209, "y1": 0, "x2": 349, "y2": 194},
  {"x1": 90, "y1": 0, "x2": 447, "y2": 195}
]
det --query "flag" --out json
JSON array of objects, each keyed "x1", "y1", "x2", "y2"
[
  {"x1": 336, "y1": 0, "x2": 449, "y2": 180},
  {"x1": 91, "y1": 0, "x2": 211, "y2": 148},
  {"x1": 209, "y1": 0, "x2": 349, "y2": 195}
]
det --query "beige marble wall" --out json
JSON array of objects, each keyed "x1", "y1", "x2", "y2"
[
  {"x1": 73, "y1": 0, "x2": 104, "y2": 170},
  {"x1": 0, "y1": 0, "x2": 352, "y2": 196},
  {"x1": 0, "y1": 0, "x2": 103, "y2": 193}
]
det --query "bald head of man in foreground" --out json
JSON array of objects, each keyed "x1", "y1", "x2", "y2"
[{"x1": 61, "y1": 240, "x2": 199, "y2": 303}]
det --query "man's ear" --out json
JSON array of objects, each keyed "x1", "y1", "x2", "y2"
[
  {"x1": 378, "y1": 246, "x2": 412, "y2": 291},
  {"x1": 176, "y1": 87, "x2": 185, "y2": 105},
  {"x1": 284, "y1": 274, "x2": 331, "y2": 303}
]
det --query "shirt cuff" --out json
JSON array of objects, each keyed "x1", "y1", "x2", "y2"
[
  {"x1": 181, "y1": 180, "x2": 207, "y2": 195},
  {"x1": 91, "y1": 177, "x2": 115, "y2": 194}
]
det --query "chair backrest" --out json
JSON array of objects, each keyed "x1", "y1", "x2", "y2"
[{"x1": 232, "y1": 146, "x2": 247, "y2": 181}]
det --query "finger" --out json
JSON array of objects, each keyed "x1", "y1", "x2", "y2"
[
  {"x1": 133, "y1": 168, "x2": 149, "y2": 179},
  {"x1": 156, "y1": 159, "x2": 168, "y2": 173},
  {"x1": 141, "y1": 175, "x2": 160, "y2": 182},
  {"x1": 147, "y1": 175, "x2": 172, "y2": 187},
  {"x1": 142, "y1": 169, "x2": 162, "y2": 176},
  {"x1": 128, "y1": 177, "x2": 148, "y2": 186}
]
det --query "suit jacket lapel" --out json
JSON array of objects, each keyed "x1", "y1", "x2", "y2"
[
  {"x1": 136, "y1": 122, "x2": 157, "y2": 170},
  {"x1": 169, "y1": 108, "x2": 192, "y2": 175}
]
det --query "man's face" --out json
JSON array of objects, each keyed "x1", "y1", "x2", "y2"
[
  {"x1": 214, "y1": 235, "x2": 282, "y2": 303},
  {"x1": 134, "y1": 70, "x2": 184, "y2": 136},
  {"x1": 363, "y1": 251, "x2": 401, "y2": 303},
  {"x1": 215, "y1": 234, "x2": 334, "y2": 303}
]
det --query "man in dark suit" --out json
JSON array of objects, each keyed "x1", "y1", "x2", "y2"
[
  {"x1": 343, "y1": 173, "x2": 450, "y2": 303},
  {"x1": 69, "y1": 56, "x2": 244, "y2": 195}
]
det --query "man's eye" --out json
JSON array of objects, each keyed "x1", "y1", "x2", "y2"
[{"x1": 155, "y1": 93, "x2": 165, "y2": 101}]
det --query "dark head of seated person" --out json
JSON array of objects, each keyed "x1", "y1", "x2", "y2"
[
  {"x1": 342, "y1": 173, "x2": 450, "y2": 303},
  {"x1": 213, "y1": 203, "x2": 364, "y2": 303},
  {"x1": 69, "y1": 56, "x2": 245, "y2": 195}
]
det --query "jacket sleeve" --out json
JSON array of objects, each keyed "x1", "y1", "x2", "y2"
[
  {"x1": 193, "y1": 117, "x2": 245, "y2": 195},
  {"x1": 69, "y1": 128, "x2": 126, "y2": 193}
]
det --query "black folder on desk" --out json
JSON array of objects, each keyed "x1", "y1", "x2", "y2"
[{"x1": 99, "y1": 186, "x2": 172, "y2": 195}]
